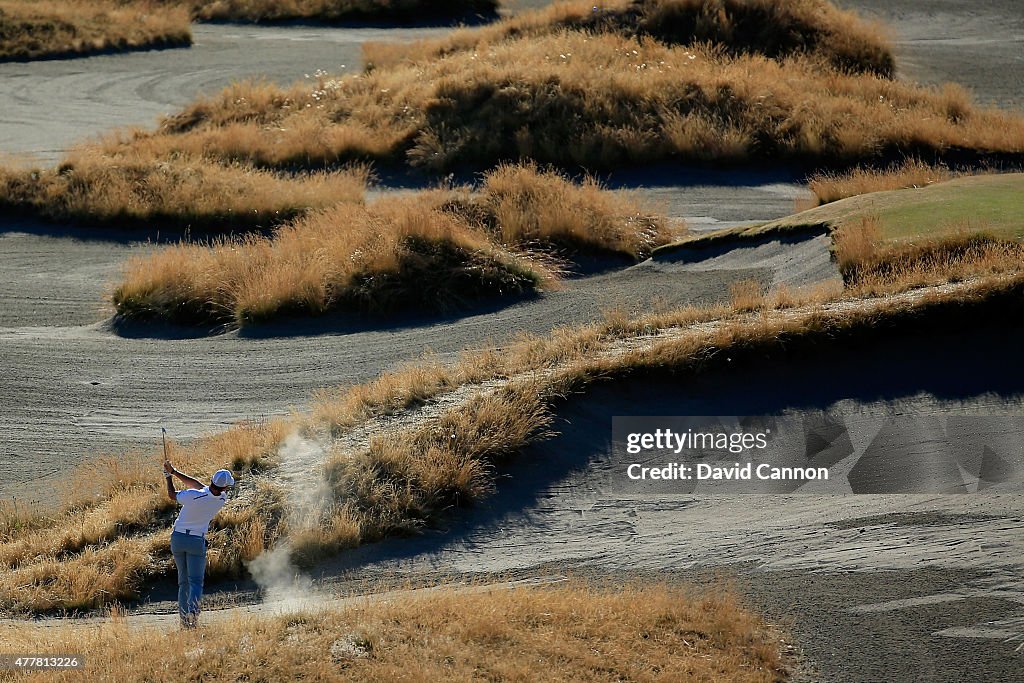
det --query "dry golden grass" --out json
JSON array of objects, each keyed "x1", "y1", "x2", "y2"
[
  {"x1": 367, "y1": 0, "x2": 893, "y2": 76},
  {"x1": 0, "y1": 151, "x2": 367, "y2": 230},
  {"x1": 0, "y1": 419, "x2": 288, "y2": 614},
  {"x1": 0, "y1": 0, "x2": 191, "y2": 60},
  {"x1": 728, "y1": 278, "x2": 769, "y2": 312},
  {"x1": 112, "y1": 198, "x2": 552, "y2": 327},
  {"x1": 1, "y1": 581, "x2": 787, "y2": 683},
  {"x1": 478, "y1": 162, "x2": 670, "y2": 254},
  {"x1": 4, "y1": 0, "x2": 1011, "y2": 234},
  {"x1": 291, "y1": 383, "x2": 552, "y2": 563},
  {"x1": 311, "y1": 358, "x2": 456, "y2": 434},
  {"x1": 832, "y1": 215, "x2": 883, "y2": 277},
  {"x1": 852, "y1": 237, "x2": 1024, "y2": 295},
  {"x1": 111, "y1": 163, "x2": 667, "y2": 326},
  {"x1": 0, "y1": 0, "x2": 492, "y2": 63},
  {"x1": 0, "y1": 499, "x2": 42, "y2": 541},
  {"x1": 834, "y1": 217, "x2": 1024, "y2": 292},
  {"x1": 807, "y1": 159, "x2": 959, "y2": 206},
  {"x1": 132, "y1": 28, "x2": 1024, "y2": 173}
]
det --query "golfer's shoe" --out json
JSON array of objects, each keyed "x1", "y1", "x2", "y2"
[{"x1": 181, "y1": 613, "x2": 198, "y2": 630}]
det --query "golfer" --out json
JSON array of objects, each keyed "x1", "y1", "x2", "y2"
[{"x1": 163, "y1": 459, "x2": 235, "y2": 629}]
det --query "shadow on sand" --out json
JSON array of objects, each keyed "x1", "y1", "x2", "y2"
[
  {"x1": 0, "y1": 213, "x2": 279, "y2": 245},
  {"x1": 367, "y1": 162, "x2": 811, "y2": 192},
  {"x1": 107, "y1": 289, "x2": 544, "y2": 340}
]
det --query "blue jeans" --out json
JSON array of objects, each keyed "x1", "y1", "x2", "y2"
[{"x1": 170, "y1": 531, "x2": 206, "y2": 626}]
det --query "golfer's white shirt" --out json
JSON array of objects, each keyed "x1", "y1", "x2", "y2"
[{"x1": 173, "y1": 486, "x2": 227, "y2": 536}]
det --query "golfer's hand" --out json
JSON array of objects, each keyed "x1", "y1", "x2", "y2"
[{"x1": 163, "y1": 460, "x2": 174, "y2": 475}]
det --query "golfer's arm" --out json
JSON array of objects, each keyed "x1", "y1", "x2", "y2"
[
  {"x1": 170, "y1": 467, "x2": 204, "y2": 490},
  {"x1": 165, "y1": 474, "x2": 176, "y2": 502}
]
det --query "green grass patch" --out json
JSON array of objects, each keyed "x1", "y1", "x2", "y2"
[
  {"x1": 654, "y1": 173, "x2": 1024, "y2": 257},
  {"x1": 768, "y1": 173, "x2": 1024, "y2": 243}
]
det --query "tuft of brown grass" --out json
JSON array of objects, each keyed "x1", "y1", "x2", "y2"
[
  {"x1": 1, "y1": 581, "x2": 787, "y2": 683},
  {"x1": 840, "y1": 226, "x2": 1024, "y2": 293},
  {"x1": 832, "y1": 215, "x2": 883, "y2": 277},
  {"x1": 129, "y1": 28, "x2": 1024, "y2": 174},
  {"x1": 476, "y1": 162, "x2": 668, "y2": 256},
  {"x1": 287, "y1": 503, "x2": 363, "y2": 568},
  {"x1": 310, "y1": 357, "x2": 457, "y2": 434},
  {"x1": 295, "y1": 383, "x2": 553, "y2": 563},
  {"x1": 0, "y1": 151, "x2": 367, "y2": 231},
  {"x1": 111, "y1": 164, "x2": 667, "y2": 327},
  {"x1": 0, "y1": 0, "x2": 191, "y2": 61},
  {"x1": 728, "y1": 278, "x2": 768, "y2": 311},
  {"x1": 0, "y1": 498, "x2": 42, "y2": 542},
  {"x1": 807, "y1": 159, "x2": 958, "y2": 206},
  {"x1": 831, "y1": 213, "x2": 1024, "y2": 291},
  {"x1": 0, "y1": 532, "x2": 168, "y2": 612},
  {"x1": 1, "y1": 0, "x2": 496, "y2": 63},
  {"x1": 112, "y1": 198, "x2": 553, "y2": 327},
  {"x1": 366, "y1": 0, "x2": 894, "y2": 76}
]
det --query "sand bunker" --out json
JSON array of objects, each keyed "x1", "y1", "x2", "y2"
[{"x1": 645, "y1": 229, "x2": 840, "y2": 288}]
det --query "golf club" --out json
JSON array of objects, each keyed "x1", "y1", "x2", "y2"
[{"x1": 162, "y1": 427, "x2": 169, "y2": 467}]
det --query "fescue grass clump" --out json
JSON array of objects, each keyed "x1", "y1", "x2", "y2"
[
  {"x1": 452, "y1": 162, "x2": 669, "y2": 257},
  {"x1": 0, "y1": 498, "x2": 44, "y2": 542},
  {"x1": 293, "y1": 384, "x2": 551, "y2": 564},
  {"x1": 833, "y1": 216, "x2": 1024, "y2": 291},
  {"x1": 136, "y1": 30, "x2": 1024, "y2": 173},
  {"x1": 367, "y1": 0, "x2": 894, "y2": 76},
  {"x1": 111, "y1": 164, "x2": 669, "y2": 327},
  {"x1": 0, "y1": 152, "x2": 368, "y2": 230},
  {"x1": 2, "y1": 582, "x2": 786, "y2": 683},
  {"x1": 112, "y1": 198, "x2": 552, "y2": 327},
  {"x1": 728, "y1": 278, "x2": 769, "y2": 312},
  {"x1": 807, "y1": 160, "x2": 958, "y2": 205},
  {"x1": 0, "y1": 0, "x2": 191, "y2": 61},
  {"x1": 832, "y1": 216, "x2": 882, "y2": 278},
  {"x1": 0, "y1": 0, "x2": 495, "y2": 62}
]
